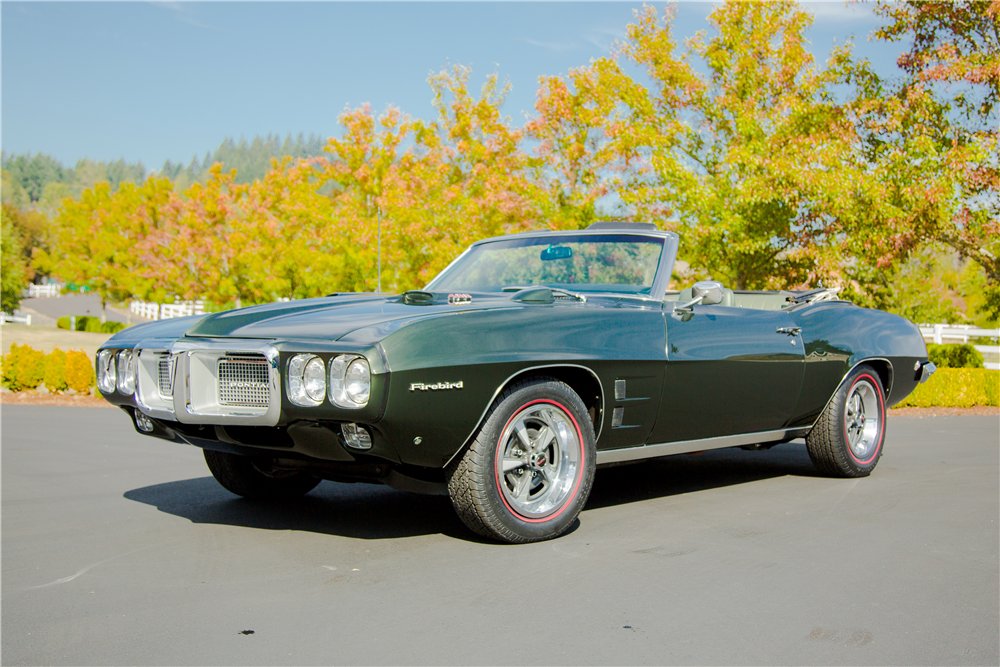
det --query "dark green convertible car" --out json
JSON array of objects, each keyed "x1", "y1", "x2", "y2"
[{"x1": 96, "y1": 223, "x2": 934, "y2": 542}]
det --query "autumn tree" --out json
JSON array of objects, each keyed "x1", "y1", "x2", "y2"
[
  {"x1": 525, "y1": 67, "x2": 639, "y2": 228},
  {"x1": 848, "y1": 0, "x2": 1000, "y2": 321},
  {"x1": 56, "y1": 177, "x2": 179, "y2": 319},
  {"x1": 411, "y1": 66, "x2": 540, "y2": 258},
  {"x1": 568, "y1": 3, "x2": 860, "y2": 290},
  {"x1": 1, "y1": 209, "x2": 28, "y2": 313}
]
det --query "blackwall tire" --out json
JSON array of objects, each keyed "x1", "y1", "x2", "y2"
[
  {"x1": 204, "y1": 450, "x2": 321, "y2": 500},
  {"x1": 446, "y1": 378, "x2": 597, "y2": 543},
  {"x1": 806, "y1": 364, "x2": 886, "y2": 478}
]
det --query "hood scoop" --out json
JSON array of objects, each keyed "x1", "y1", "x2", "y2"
[
  {"x1": 401, "y1": 290, "x2": 435, "y2": 305},
  {"x1": 400, "y1": 291, "x2": 475, "y2": 306},
  {"x1": 510, "y1": 287, "x2": 555, "y2": 304}
]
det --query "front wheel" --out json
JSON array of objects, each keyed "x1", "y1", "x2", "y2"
[
  {"x1": 806, "y1": 364, "x2": 886, "y2": 477},
  {"x1": 447, "y1": 378, "x2": 597, "y2": 543},
  {"x1": 204, "y1": 450, "x2": 321, "y2": 500}
]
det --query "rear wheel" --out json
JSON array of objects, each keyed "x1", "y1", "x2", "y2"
[
  {"x1": 204, "y1": 450, "x2": 321, "y2": 500},
  {"x1": 447, "y1": 378, "x2": 597, "y2": 543},
  {"x1": 806, "y1": 364, "x2": 886, "y2": 477}
]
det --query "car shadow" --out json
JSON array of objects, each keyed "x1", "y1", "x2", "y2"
[
  {"x1": 123, "y1": 442, "x2": 821, "y2": 541},
  {"x1": 585, "y1": 440, "x2": 821, "y2": 511},
  {"x1": 124, "y1": 477, "x2": 477, "y2": 541}
]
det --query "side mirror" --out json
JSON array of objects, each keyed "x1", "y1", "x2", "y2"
[
  {"x1": 673, "y1": 280, "x2": 725, "y2": 317},
  {"x1": 692, "y1": 281, "x2": 724, "y2": 306}
]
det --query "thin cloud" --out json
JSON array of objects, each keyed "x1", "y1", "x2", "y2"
[
  {"x1": 519, "y1": 37, "x2": 577, "y2": 54},
  {"x1": 147, "y1": 1, "x2": 221, "y2": 31},
  {"x1": 583, "y1": 28, "x2": 627, "y2": 53},
  {"x1": 804, "y1": 1, "x2": 877, "y2": 22}
]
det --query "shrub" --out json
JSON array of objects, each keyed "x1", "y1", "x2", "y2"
[
  {"x1": 895, "y1": 368, "x2": 999, "y2": 408},
  {"x1": 927, "y1": 343, "x2": 984, "y2": 369},
  {"x1": 43, "y1": 348, "x2": 68, "y2": 392},
  {"x1": 57, "y1": 315, "x2": 94, "y2": 331},
  {"x1": 0, "y1": 347, "x2": 19, "y2": 390},
  {"x1": 64, "y1": 349, "x2": 96, "y2": 393},
  {"x1": 0, "y1": 343, "x2": 45, "y2": 391},
  {"x1": 56, "y1": 316, "x2": 127, "y2": 334}
]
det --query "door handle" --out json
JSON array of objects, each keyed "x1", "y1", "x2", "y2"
[{"x1": 776, "y1": 326, "x2": 802, "y2": 336}]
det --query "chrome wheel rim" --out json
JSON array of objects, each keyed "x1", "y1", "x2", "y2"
[
  {"x1": 498, "y1": 402, "x2": 581, "y2": 519},
  {"x1": 845, "y1": 379, "x2": 880, "y2": 461}
]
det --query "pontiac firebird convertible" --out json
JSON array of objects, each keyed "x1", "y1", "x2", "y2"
[{"x1": 97, "y1": 222, "x2": 935, "y2": 542}]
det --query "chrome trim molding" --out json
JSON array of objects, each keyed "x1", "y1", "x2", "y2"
[
  {"x1": 443, "y1": 363, "x2": 606, "y2": 469},
  {"x1": 134, "y1": 346, "x2": 176, "y2": 421},
  {"x1": 812, "y1": 357, "x2": 894, "y2": 426},
  {"x1": 596, "y1": 428, "x2": 810, "y2": 465},
  {"x1": 918, "y1": 361, "x2": 937, "y2": 384},
  {"x1": 140, "y1": 338, "x2": 284, "y2": 426}
]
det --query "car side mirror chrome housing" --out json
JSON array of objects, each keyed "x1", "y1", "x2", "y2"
[
  {"x1": 692, "y1": 281, "x2": 724, "y2": 306},
  {"x1": 673, "y1": 280, "x2": 725, "y2": 317}
]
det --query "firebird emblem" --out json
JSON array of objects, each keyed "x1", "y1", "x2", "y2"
[{"x1": 410, "y1": 381, "x2": 464, "y2": 392}]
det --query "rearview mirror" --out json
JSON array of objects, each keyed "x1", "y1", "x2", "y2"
[{"x1": 540, "y1": 245, "x2": 573, "y2": 261}]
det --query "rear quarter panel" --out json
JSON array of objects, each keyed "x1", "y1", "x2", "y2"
[{"x1": 788, "y1": 302, "x2": 927, "y2": 426}]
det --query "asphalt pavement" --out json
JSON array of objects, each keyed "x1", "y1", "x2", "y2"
[
  {"x1": 17, "y1": 295, "x2": 143, "y2": 327},
  {"x1": 2, "y1": 406, "x2": 997, "y2": 665}
]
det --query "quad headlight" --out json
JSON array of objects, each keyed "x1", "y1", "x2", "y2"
[
  {"x1": 330, "y1": 355, "x2": 370, "y2": 408},
  {"x1": 287, "y1": 354, "x2": 327, "y2": 407},
  {"x1": 97, "y1": 349, "x2": 117, "y2": 394},
  {"x1": 286, "y1": 353, "x2": 371, "y2": 409},
  {"x1": 116, "y1": 349, "x2": 137, "y2": 395}
]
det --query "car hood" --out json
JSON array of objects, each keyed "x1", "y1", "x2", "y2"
[{"x1": 182, "y1": 292, "x2": 523, "y2": 343}]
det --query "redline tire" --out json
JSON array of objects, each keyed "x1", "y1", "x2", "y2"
[
  {"x1": 806, "y1": 364, "x2": 886, "y2": 477},
  {"x1": 204, "y1": 450, "x2": 321, "y2": 500},
  {"x1": 447, "y1": 378, "x2": 597, "y2": 543}
]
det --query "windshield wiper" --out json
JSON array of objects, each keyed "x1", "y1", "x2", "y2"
[{"x1": 782, "y1": 287, "x2": 840, "y2": 306}]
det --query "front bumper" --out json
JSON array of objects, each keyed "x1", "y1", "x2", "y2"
[
  {"x1": 98, "y1": 336, "x2": 389, "y2": 427},
  {"x1": 917, "y1": 360, "x2": 937, "y2": 384},
  {"x1": 134, "y1": 339, "x2": 282, "y2": 426}
]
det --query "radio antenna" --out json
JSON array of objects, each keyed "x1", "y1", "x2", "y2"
[{"x1": 377, "y1": 204, "x2": 382, "y2": 294}]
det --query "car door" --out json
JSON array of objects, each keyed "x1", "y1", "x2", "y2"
[{"x1": 647, "y1": 303, "x2": 805, "y2": 444}]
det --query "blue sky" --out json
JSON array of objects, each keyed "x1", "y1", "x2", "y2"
[{"x1": 1, "y1": 1, "x2": 903, "y2": 171}]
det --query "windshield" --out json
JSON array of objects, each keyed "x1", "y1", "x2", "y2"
[{"x1": 427, "y1": 234, "x2": 665, "y2": 295}]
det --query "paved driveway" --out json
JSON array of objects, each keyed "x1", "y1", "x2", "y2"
[
  {"x1": 18, "y1": 295, "x2": 143, "y2": 326},
  {"x1": 2, "y1": 407, "x2": 997, "y2": 665}
]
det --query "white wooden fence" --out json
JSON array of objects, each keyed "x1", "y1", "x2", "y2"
[
  {"x1": 0, "y1": 312, "x2": 32, "y2": 325},
  {"x1": 919, "y1": 323, "x2": 999, "y2": 344},
  {"x1": 130, "y1": 300, "x2": 206, "y2": 321},
  {"x1": 919, "y1": 324, "x2": 1000, "y2": 370},
  {"x1": 25, "y1": 284, "x2": 61, "y2": 298}
]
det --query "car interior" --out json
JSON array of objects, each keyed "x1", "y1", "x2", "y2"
[{"x1": 663, "y1": 287, "x2": 790, "y2": 310}]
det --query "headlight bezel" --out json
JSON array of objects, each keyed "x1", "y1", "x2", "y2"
[
  {"x1": 287, "y1": 353, "x2": 326, "y2": 407},
  {"x1": 329, "y1": 354, "x2": 371, "y2": 409},
  {"x1": 116, "y1": 349, "x2": 137, "y2": 395},
  {"x1": 97, "y1": 349, "x2": 117, "y2": 394}
]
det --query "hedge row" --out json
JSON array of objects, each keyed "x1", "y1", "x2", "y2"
[
  {"x1": 1, "y1": 344, "x2": 95, "y2": 394},
  {"x1": 926, "y1": 343, "x2": 985, "y2": 369},
  {"x1": 894, "y1": 368, "x2": 999, "y2": 408},
  {"x1": 1, "y1": 343, "x2": 994, "y2": 407},
  {"x1": 56, "y1": 315, "x2": 129, "y2": 334}
]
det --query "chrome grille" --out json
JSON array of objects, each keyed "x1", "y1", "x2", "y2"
[
  {"x1": 157, "y1": 356, "x2": 175, "y2": 398},
  {"x1": 217, "y1": 355, "x2": 270, "y2": 407}
]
